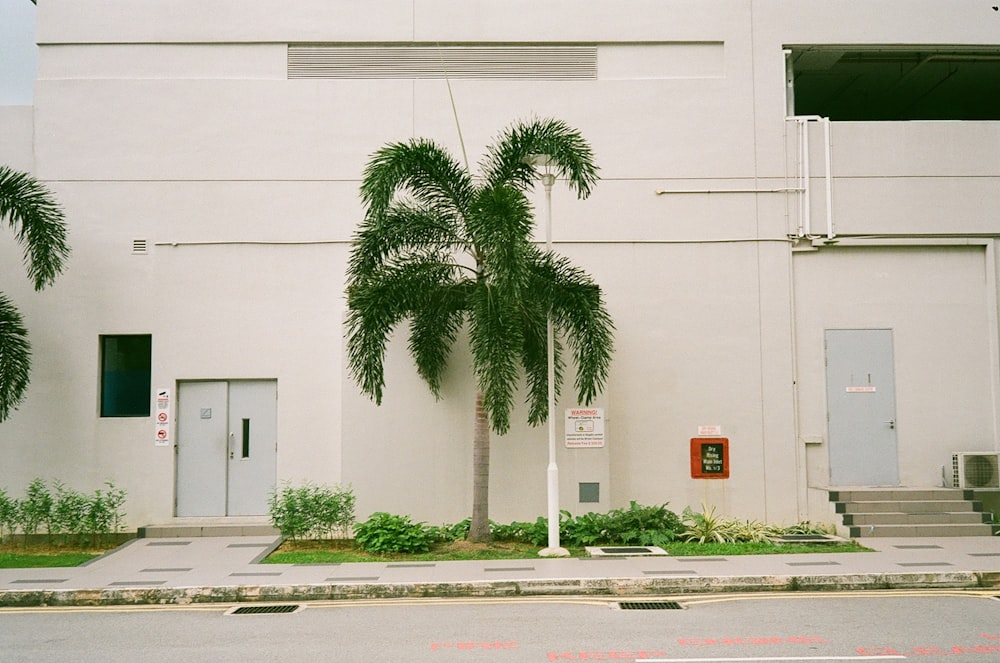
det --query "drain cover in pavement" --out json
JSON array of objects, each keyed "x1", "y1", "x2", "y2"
[
  {"x1": 617, "y1": 601, "x2": 683, "y2": 610},
  {"x1": 227, "y1": 605, "x2": 301, "y2": 615}
]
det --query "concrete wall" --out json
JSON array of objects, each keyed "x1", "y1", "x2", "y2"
[{"x1": 1, "y1": 0, "x2": 997, "y2": 530}]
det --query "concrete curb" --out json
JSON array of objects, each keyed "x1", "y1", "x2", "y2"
[{"x1": 2, "y1": 572, "x2": 997, "y2": 607}]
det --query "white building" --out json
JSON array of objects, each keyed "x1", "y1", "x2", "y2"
[{"x1": 2, "y1": 0, "x2": 999, "y2": 533}]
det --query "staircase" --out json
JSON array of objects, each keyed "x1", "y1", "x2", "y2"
[{"x1": 828, "y1": 488, "x2": 998, "y2": 537}]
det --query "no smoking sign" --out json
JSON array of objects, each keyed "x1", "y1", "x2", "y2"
[{"x1": 154, "y1": 387, "x2": 171, "y2": 446}]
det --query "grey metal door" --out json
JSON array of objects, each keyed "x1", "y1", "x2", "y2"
[
  {"x1": 825, "y1": 329, "x2": 899, "y2": 485},
  {"x1": 226, "y1": 380, "x2": 277, "y2": 516},
  {"x1": 175, "y1": 380, "x2": 276, "y2": 516}
]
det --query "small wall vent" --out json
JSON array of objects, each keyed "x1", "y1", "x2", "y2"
[
  {"x1": 952, "y1": 452, "x2": 1000, "y2": 488},
  {"x1": 131, "y1": 239, "x2": 148, "y2": 255}
]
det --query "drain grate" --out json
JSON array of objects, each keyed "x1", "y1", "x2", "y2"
[
  {"x1": 617, "y1": 601, "x2": 683, "y2": 610},
  {"x1": 228, "y1": 605, "x2": 301, "y2": 615}
]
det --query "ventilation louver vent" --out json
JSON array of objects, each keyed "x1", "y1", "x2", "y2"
[
  {"x1": 288, "y1": 45, "x2": 597, "y2": 80},
  {"x1": 131, "y1": 239, "x2": 148, "y2": 255},
  {"x1": 952, "y1": 453, "x2": 1000, "y2": 488},
  {"x1": 617, "y1": 601, "x2": 683, "y2": 610},
  {"x1": 227, "y1": 605, "x2": 301, "y2": 615}
]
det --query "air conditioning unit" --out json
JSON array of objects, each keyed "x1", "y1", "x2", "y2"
[{"x1": 952, "y1": 452, "x2": 1000, "y2": 489}]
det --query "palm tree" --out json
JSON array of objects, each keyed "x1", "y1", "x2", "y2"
[
  {"x1": 0, "y1": 165, "x2": 70, "y2": 422},
  {"x1": 345, "y1": 118, "x2": 614, "y2": 542}
]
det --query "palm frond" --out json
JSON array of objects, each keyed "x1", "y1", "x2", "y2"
[
  {"x1": 479, "y1": 117, "x2": 599, "y2": 199},
  {"x1": 349, "y1": 201, "x2": 469, "y2": 278},
  {"x1": 407, "y1": 280, "x2": 474, "y2": 397},
  {"x1": 0, "y1": 294, "x2": 31, "y2": 421},
  {"x1": 530, "y1": 253, "x2": 615, "y2": 405},
  {"x1": 468, "y1": 284, "x2": 523, "y2": 435},
  {"x1": 0, "y1": 165, "x2": 70, "y2": 291},
  {"x1": 347, "y1": 256, "x2": 463, "y2": 403},
  {"x1": 360, "y1": 139, "x2": 474, "y2": 222},
  {"x1": 467, "y1": 184, "x2": 535, "y2": 292},
  {"x1": 519, "y1": 307, "x2": 567, "y2": 426}
]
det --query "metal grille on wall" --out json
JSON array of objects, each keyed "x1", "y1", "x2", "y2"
[{"x1": 287, "y1": 45, "x2": 598, "y2": 80}]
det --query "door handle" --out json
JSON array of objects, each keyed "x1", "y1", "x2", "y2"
[
  {"x1": 885, "y1": 419, "x2": 895, "y2": 429},
  {"x1": 229, "y1": 432, "x2": 235, "y2": 459}
]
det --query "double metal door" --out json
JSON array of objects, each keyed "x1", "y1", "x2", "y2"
[{"x1": 175, "y1": 380, "x2": 276, "y2": 517}]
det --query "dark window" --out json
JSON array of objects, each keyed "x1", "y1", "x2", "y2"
[
  {"x1": 788, "y1": 47, "x2": 1000, "y2": 121},
  {"x1": 100, "y1": 335, "x2": 152, "y2": 417}
]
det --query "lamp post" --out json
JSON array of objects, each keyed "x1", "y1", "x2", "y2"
[{"x1": 528, "y1": 154, "x2": 570, "y2": 558}]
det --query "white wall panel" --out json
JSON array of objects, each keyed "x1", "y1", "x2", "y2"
[
  {"x1": 33, "y1": 79, "x2": 413, "y2": 181},
  {"x1": 39, "y1": 45, "x2": 286, "y2": 80}
]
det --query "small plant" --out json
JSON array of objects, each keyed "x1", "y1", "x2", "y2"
[
  {"x1": 681, "y1": 504, "x2": 737, "y2": 544},
  {"x1": 0, "y1": 479, "x2": 127, "y2": 546},
  {"x1": 86, "y1": 482, "x2": 128, "y2": 546},
  {"x1": 491, "y1": 520, "x2": 534, "y2": 543},
  {"x1": 268, "y1": 482, "x2": 355, "y2": 541},
  {"x1": 50, "y1": 481, "x2": 88, "y2": 539},
  {"x1": 0, "y1": 488, "x2": 16, "y2": 539},
  {"x1": 19, "y1": 478, "x2": 53, "y2": 539},
  {"x1": 780, "y1": 521, "x2": 835, "y2": 536},
  {"x1": 602, "y1": 501, "x2": 682, "y2": 545},
  {"x1": 727, "y1": 519, "x2": 773, "y2": 543},
  {"x1": 354, "y1": 512, "x2": 435, "y2": 554}
]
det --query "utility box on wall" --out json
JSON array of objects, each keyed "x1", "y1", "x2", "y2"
[{"x1": 690, "y1": 438, "x2": 729, "y2": 479}]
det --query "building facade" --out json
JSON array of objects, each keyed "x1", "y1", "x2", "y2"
[{"x1": 1, "y1": 0, "x2": 998, "y2": 530}]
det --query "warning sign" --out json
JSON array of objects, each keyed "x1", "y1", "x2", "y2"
[
  {"x1": 565, "y1": 408, "x2": 605, "y2": 448},
  {"x1": 154, "y1": 387, "x2": 170, "y2": 446}
]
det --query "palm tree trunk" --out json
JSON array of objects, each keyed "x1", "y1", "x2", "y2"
[{"x1": 468, "y1": 390, "x2": 492, "y2": 542}]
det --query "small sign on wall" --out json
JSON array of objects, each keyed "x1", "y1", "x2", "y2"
[
  {"x1": 690, "y1": 437, "x2": 729, "y2": 479},
  {"x1": 565, "y1": 408, "x2": 605, "y2": 448},
  {"x1": 154, "y1": 387, "x2": 170, "y2": 446}
]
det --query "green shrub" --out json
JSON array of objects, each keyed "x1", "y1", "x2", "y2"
[
  {"x1": 521, "y1": 502, "x2": 683, "y2": 547},
  {"x1": 490, "y1": 520, "x2": 535, "y2": 543},
  {"x1": 19, "y1": 478, "x2": 53, "y2": 537},
  {"x1": 51, "y1": 481, "x2": 88, "y2": 538},
  {"x1": 354, "y1": 512, "x2": 434, "y2": 554},
  {"x1": 602, "y1": 501, "x2": 682, "y2": 544},
  {"x1": 0, "y1": 488, "x2": 16, "y2": 539},
  {"x1": 268, "y1": 482, "x2": 355, "y2": 541},
  {"x1": 86, "y1": 482, "x2": 127, "y2": 545},
  {"x1": 0, "y1": 479, "x2": 127, "y2": 545}
]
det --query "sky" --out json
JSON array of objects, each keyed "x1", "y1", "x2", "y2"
[{"x1": 0, "y1": 0, "x2": 38, "y2": 104}]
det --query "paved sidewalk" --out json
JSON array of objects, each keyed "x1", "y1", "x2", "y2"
[{"x1": 2, "y1": 536, "x2": 999, "y2": 607}]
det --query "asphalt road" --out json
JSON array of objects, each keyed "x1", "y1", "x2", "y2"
[{"x1": 2, "y1": 590, "x2": 999, "y2": 662}]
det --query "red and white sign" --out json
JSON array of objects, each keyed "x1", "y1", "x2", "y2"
[{"x1": 154, "y1": 387, "x2": 171, "y2": 446}]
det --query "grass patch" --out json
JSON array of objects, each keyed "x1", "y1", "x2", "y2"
[
  {"x1": 263, "y1": 538, "x2": 869, "y2": 564},
  {"x1": 0, "y1": 535, "x2": 130, "y2": 568},
  {"x1": 0, "y1": 551, "x2": 100, "y2": 568}
]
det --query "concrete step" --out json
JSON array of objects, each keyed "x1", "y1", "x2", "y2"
[
  {"x1": 829, "y1": 488, "x2": 973, "y2": 502},
  {"x1": 138, "y1": 517, "x2": 277, "y2": 538},
  {"x1": 830, "y1": 487, "x2": 996, "y2": 537},
  {"x1": 836, "y1": 500, "x2": 983, "y2": 514},
  {"x1": 848, "y1": 523, "x2": 996, "y2": 537},
  {"x1": 842, "y1": 511, "x2": 991, "y2": 526}
]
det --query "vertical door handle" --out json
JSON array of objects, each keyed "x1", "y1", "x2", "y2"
[{"x1": 229, "y1": 432, "x2": 235, "y2": 459}]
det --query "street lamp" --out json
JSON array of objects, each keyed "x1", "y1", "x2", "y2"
[{"x1": 527, "y1": 154, "x2": 570, "y2": 558}]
